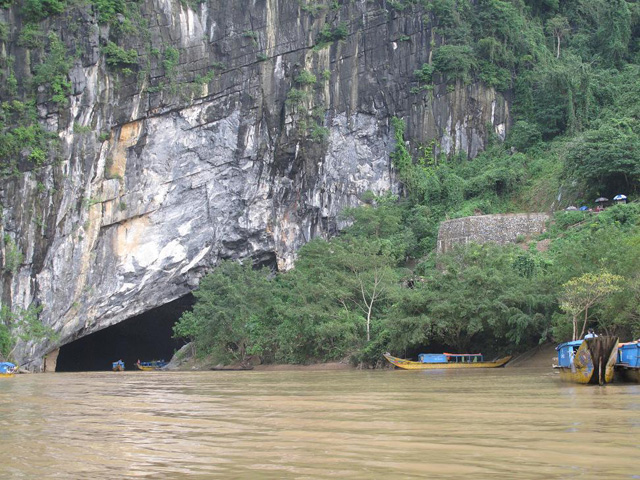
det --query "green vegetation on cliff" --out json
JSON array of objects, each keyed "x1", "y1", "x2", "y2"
[{"x1": 174, "y1": 0, "x2": 640, "y2": 366}]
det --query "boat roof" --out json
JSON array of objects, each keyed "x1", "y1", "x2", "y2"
[
  {"x1": 556, "y1": 340, "x2": 583, "y2": 350},
  {"x1": 442, "y1": 353, "x2": 482, "y2": 356}
]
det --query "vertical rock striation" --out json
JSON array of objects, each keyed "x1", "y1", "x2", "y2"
[{"x1": 0, "y1": 0, "x2": 510, "y2": 366}]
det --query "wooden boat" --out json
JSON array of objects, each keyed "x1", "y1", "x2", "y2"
[
  {"x1": 383, "y1": 352, "x2": 512, "y2": 370},
  {"x1": 615, "y1": 340, "x2": 640, "y2": 382},
  {"x1": 136, "y1": 360, "x2": 167, "y2": 371},
  {"x1": 0, "y1": 362, "x2": 18, "y2": 377},
  {"x1": 112, "y1": 360, "x2": 125, "y2": 372},
  {"x1": 553, "y1": 336, "x2": 619, "y2": 385}
]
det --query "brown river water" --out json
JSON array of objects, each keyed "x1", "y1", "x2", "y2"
[{"x1": 1, "y1": 367, "x2": 639, "y2": 479}]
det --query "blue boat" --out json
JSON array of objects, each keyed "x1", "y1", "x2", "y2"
[
  {"x1": 112, "y1": 360, "x2": 125, "y2": 371},
  {"x1": 615, "y1": 341, "x2": 640, "y2": 382},
  {"x1": 554, "y1": 336, "x2": 619, "y2": 385},
  {"x1": 0, "y1": 362, "x2": 18, "y2": 377}
]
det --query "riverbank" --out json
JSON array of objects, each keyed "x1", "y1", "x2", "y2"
[
  {"x1": 172, "y1": 356, "x2": 354, "y2": 372},
  {"x1": 169, "y1": 344, "x2": 556, "y2": 372},
  {"x1": 505, "y1": 343, "x2": 556, "y2": 369}
]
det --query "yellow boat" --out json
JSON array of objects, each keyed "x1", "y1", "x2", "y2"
[
  {"x1": 136, "y1": 360, "x2": 167, "y2": 371},
  {"x1": 136, "y1": 364, "x2": 156, "y2": 371},
  {"x1": 554, "y1": 336, "x2": 619, "y2": 385},
  {"x1": 383, "y1": 352, "x2": 512, "y2": 370}
]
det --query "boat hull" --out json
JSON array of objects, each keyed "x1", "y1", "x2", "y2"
[
  {"x1": 615, "y1": 367, "x2": 640, "y2": 383},
  {"x1": 383, "y1": 354, "x2": 511, "y2": 370},
  {"x1": 136, "y1": 365, "x2": 159, "y2": 371},
  {"x1": 615, "y1": 341, "x2": 640, "y2": 382},
  {"x1": 0, "y1": 372, "x2": 14, "y2": 378},
  {"x1": 556, "y1": 337, "x2": 618, "y2": 385}
]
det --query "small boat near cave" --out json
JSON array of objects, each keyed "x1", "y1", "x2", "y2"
[
  {"x1": 383, "y1": 352, "x2": 512, "y2": 370},
  {"x1": 112, "y1": 360, "x2": 125, "y2": 371},
  {"x1": 553, "y1": 336, "x2": 619, "y2": 385},
  {"x1": 615, "y1": 340, "x2": 640, "y2": 383},
  {"x1": 0, "y1": 362, "x2": 18, "y2": 377},
  {"x1": 136, "y1": 360, "x2": 168, "y2": 371}
]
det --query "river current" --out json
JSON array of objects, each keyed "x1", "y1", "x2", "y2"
[{"x1": 1, "y1": 366, "x2": 638, "y2": 479}]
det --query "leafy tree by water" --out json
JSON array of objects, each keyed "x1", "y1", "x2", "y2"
[
  {"x1": 559, "y1": 271, "x2": 623, "y2": 340},
  {"x1": 173, "y1": 261, "x2": 275, "y2": 365}
]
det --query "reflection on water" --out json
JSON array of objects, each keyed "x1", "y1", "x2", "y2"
[{"x1": 1, "y1": 367, "x2": 639, "y2": 479}]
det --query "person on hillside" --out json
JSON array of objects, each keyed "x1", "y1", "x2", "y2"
[{"x1": 584, "y1": 329, "x2": 598, "y2": 339}]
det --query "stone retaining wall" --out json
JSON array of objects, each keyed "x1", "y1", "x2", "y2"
[{"x1": 437, "y1": 213, "x2": 550, "y2": 254}]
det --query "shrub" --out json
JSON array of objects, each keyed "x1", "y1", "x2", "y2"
[
  {"x1": 103, "y1": 41, "x2": 138, "y2": 67},
  {"x1": 432, "y1": 45, "x2": 477, "y2": 83},
  {"x1": 3, "y1": 236, "x2": 23, "y2": 273},
  {"x1": 295, "y1": 70, "x2": 317, "y2": 86},
  {"x1": 315, "y1": 22, "x2": 348, "y2": 48},
  {"x1": 22, "y1": 0, "x2": 66, "y2": 21},
  {"x1": 17, "y1": 24, "x2": 45, "y2": 49}
]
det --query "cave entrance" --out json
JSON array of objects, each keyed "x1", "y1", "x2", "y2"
[{"x1": 55, "y1": 295, "x2": 194, "y2": 372}]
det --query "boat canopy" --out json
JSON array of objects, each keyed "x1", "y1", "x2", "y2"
[
  {"x1": 556, "y1": 340, "x2": 583, "y2": 368},
  {"x1": 138, "y1": 360, "x2": 167, "y2": 367},
  {"x1": 0, "y1": 362, "x2": 16, "y2": 374},
  {"x1": 418, "y1": 353, "x2": 484, "y2": 363},
  {"x1": 418, "y1": 354, "x2": 448, "y2": 363},
  {"x1": 618, "y1": 341, "x2": 639, "y2": 367},
  {"x1": 444, "y1": 353, "x2": 484, "y2": 363}
]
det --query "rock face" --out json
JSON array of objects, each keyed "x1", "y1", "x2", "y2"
[
  {"x1": 437, "y1": 213, "x2": 550, "y2": 254},
  {"x1": 0, "y1": 0, "x2": 510, "y2": 366}
]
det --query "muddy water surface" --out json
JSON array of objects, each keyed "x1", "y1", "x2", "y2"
[{"x1": 0, "y1": 367, "x2": 639, "y2": 479}]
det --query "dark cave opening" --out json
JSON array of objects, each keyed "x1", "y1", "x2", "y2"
[{"x1": 56, "y1": 295, "x2": 194, "y2": 372}]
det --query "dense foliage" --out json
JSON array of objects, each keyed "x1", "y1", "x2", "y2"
[{"x1": 176, "y1": 198, "x2": 640, "y2": 366}]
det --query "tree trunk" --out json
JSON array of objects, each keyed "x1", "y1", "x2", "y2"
[{"x1": 579, "y1": 307, "x2": 589, "y2": 340}]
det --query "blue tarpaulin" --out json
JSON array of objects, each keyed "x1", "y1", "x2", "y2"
[{"x1": 0, "y1": 362, "x2": 16, "y2": 374}]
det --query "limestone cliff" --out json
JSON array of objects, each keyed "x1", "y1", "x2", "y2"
[{"x1": 0, "y1": 0, "x2": 510, "y2": 366}]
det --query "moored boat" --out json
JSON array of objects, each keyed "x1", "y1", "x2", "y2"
[
  {"x1": 615, "y1": 340, "x2": 640, "y2": 383},
  {"x1": 0, "y1": 362, "x2": 18, "y2": 377},
  {"x1": 136, "y1": 359, "x2": 167, "y2": 371},
  {"x1": 553, "y1": 336, "x2": 619, "y2": 385},
  {"x1": 112, "y1": 360, "x2": 125, "y2": 372},
  {"x1": 383, "y1": 352, "x2": 511, "y2": 370}
]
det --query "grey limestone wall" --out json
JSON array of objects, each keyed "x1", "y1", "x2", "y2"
[
  {"x1": 437, "y1": 213, "x2": 550, "y2": 254},
  {"x1": 0, "y1": 0, "x2": 511, "y2": 366}
]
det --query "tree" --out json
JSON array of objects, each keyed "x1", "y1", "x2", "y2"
[
  {"x1": 564, "y1": 121, "x2": 640, "y2": 195},
  {"x1": 173, "y1": 261, "x2": 275, "y2": 365},
  {"x1": 295, "y1": 237, "x2": 401, "y2": 344},
  {"x1": 545, "y1": 16, "x2": 570, "y2": 58},
  {"x1": 559, "y1": 271, "x2": 623, "y2": 341},
  {"x1": 389, "y1": 243, "x2": 551, "y2": 354}
]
